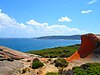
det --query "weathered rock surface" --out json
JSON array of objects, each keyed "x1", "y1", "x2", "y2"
[
  {"x1": 0, "y1": 46, "x2": 29, "y2": 60},
  {"x1": 0, "y1": 46, "x2": 45, "y2": 75},
  {"x1": 0, "y1": 61, "x2": 23, "y2": 75}
]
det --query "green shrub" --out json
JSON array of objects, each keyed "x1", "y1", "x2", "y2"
[
  {"x1": 54, "y1": 58, "x2": 69, "y2": 74},
  {"x1": 54, "y1": 58, "x2": 68, "y2": 68},
  {"x1": 32, "y1": 58, "x2": 44, "y2": 69},
  {"x1": 46, "y1": 72, "x2": 59, "y2": 75},
  {"x1": 72, "y1": 63, "x2": 100, "y2": 75},
  {"x1": 27, "y1": 44, "x2": 80, "y2": 58},
  {"x1": 32, "y1": 61, "x2": 44, "y2": 69}
]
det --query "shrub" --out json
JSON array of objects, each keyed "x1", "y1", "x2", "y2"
[
  {"x1": 59, "y1": 53, "x2": 67, "y2": 57},
  {"x1": 46, "y1": 72, "x2": 59, "y2": 75},
  {"x1": 72, "y1": 63, "x2": 100, "y2": 75},
  {"x1": 27, "y1": 44, "x2": 80, "y2": 58},
  {"x1": 54, "y1": 58, "x2": 69, "y2": 74},
  {"x1": 32, "y1": 58, "x2": 44, "y2": 69},
  {"x1": 54, "y1": 58, "x2": 68, "y2": 68}
]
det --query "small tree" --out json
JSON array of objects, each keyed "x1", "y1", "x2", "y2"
[
  {"x1": 32, "y1": 58, "x2": 44, "y2": 69},
  {"x1": 54, "y1": 58, "x2": 69, "y2": 74}
]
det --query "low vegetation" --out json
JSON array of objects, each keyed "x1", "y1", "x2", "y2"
[
  {"x1": 72, "y1": 63, "x2": 100, "y2": 75},
  {"x1": 28, "y1": 44, "x2": 100, "y2": 75},
  {"x1": 54, "y1": 58, "x2": 69, "y2": 74},
  {"x1": 54, "y1": 58, "x2": 68, "y2": 68},
  {"x1": 46, "y1": 63, "x2": 100, "y2": 75},
  {"x1": 32, "y1": 58, "x2": 44, "y2": 69},
  {"x1": 46, "y1": 72, "x2": 59, "y2": 75},
  {"x1": 28, "y1": 44, "x2": 80, "y2": 58}
]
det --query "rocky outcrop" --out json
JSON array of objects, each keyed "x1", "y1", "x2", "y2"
[
  {"x1": 66, "y1": 33, "x2": 100, "y2": 61},
  {"x1": 0, "y1": 46, "x2": 29, "y2": 60},
  {"x1": 0, "y1": 61, "x2": 23, "y2": 75}
]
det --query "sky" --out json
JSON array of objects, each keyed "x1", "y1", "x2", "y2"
[{"x1": 0, "y1": 0, "x2": 100, "y2": 38}]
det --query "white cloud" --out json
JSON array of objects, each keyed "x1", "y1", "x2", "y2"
[
  {"x1": 81, "y1": 10, "x2": 92, "y2": 14},
  {"x1": 58, "y1": 16, "x2": 72, "y2": 22},
  {"x1": 26, "y1": 20, "x2": 48, "y2": 29},
  {"x1": 0, "y1": 9, "x2": 34, "y2": 37},
  {"x1": 26, "y1": 20, "x2": 80, "y2": 36},
  {"x1": 88, "y1": 0, "x2": 97, "y2": 4},
  {"x1": 0, "y1": 9, "x2": 81, "y2": 37}
]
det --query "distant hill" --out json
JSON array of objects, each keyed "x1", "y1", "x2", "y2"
[{"x1": 36, "y1": 35, "x2": 81, "y2": 40}]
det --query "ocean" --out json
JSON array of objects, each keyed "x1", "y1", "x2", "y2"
[{"x1": 0, "y1": 38, "x2": 81, "y2": 52}]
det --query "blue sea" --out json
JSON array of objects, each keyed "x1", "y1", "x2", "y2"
[{"x1": 0, "y1": 38, "x2": 81, "y2": 52}]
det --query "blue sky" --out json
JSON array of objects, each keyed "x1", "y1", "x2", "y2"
[{"x1": 0, "y1": 0, "x2": 100, "y2": 38}]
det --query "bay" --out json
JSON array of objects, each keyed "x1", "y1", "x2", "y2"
[{"x1": 0, "y1": 38, "x2": 81, "y2": 52}]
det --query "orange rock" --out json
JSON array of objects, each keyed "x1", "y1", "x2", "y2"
[
  {"x1": 66, "y1": 33, "x2": 98, "y2": 62},
  {"x1": 78, "y1": 33, "x2": 97, "y2": 58},
  {"x1": 66, "y1": 51, "x2": 80, "y2": 61}
]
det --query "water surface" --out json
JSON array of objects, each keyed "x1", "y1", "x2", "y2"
[{"x1": 0, "y1": 38, "x2": 81, "y2": 52}]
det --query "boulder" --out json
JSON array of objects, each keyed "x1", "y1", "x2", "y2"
[{"x1": 66, "y1": 33, "x2": 100, "y2": 61}]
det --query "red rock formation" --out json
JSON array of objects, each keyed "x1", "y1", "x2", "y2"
[{"x1": 66, "y1": 33, "x2": 99, "y2": 61}]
